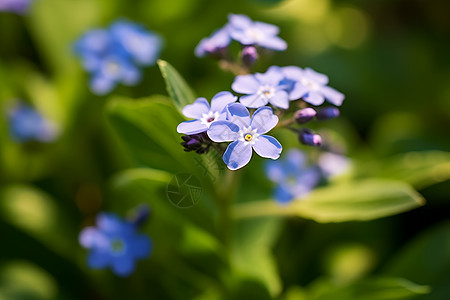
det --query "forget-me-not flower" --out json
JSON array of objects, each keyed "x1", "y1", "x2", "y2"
[
  {"x1": 177, "y1": 91, "x2": 237, "y2": 135},
  {"x1": 0, "y1": 0, "x2": 32, "y2": 14},
  {"x1": 74, "y1": 20, "x2": 162, "y2": 95},
  {"x1": 79, "y1": 212, "x2": 152, "y2": 277},
  {"x1": 232, "y1": 67, "x2": 290, "y2": 109},
  {"x1": 195, "y1": 27, "x2": 231, "y2": 58},
  {"x1": 8, "y1": 103, "x2": 56, "y2": 143},
  {"x1": 227, "y1": 14, "x2": 287, "y2": 51},
  {"x1": 207, "y1": 103, "x2": 282, "y2": 170},
  {"x1": 318, "y1": 152, "x2": 351, "y2": 178},
  {"x1": 286, "y1": 67, "x2": 345, "y2": 106},
  {"x1": 266, "y1": 150, "x2": 321, "y2": 204}
]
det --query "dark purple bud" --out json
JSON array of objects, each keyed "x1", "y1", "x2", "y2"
[
  {"x1": 180, "y1": 133, "x2": 210, "y2": 153},
  {"x1": 241, "y1": 46, "x2": 259, "y2": 67},
  {"x1": 127, "y1": 204, "x2": 151, "y2": 227},
  {"x1": 299, "y1": 129, "x2": 322, "y2": 147},
  {"x1": 294, "y1": 108, "x2": 317, "y2": 124},
  {"x1": 316, "y1": 107, "x2": 340, "y2": 121}
]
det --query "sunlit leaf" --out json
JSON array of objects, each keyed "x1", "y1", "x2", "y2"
[
  {"x1": 158, "y1": 60, "x2": 196, "y2": 114},
  {"x1": 233, "y1": 180, "x2": 425, "y2": 222}
]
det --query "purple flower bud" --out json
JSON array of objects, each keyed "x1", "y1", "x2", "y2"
[
  {"x1": 316, "y1": 107, "x2": 340, "y2": 121},
  {"x1": 294, "y1": 108, "x2": 316, "y2": 124},
  {"x1": 127, "y1": 204, "x2": 151, "y2": 227},
  {"x1": 180, "y1": 132, "x2": 210, "y2": 153},
  {"x1": 299, "y1": 129, "x2": 322, "y2": 147},
  {"x1": 241, "y1": 46, "x2": 258, "y2": 67}
]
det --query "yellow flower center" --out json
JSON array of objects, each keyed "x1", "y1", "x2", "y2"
[{"x1": 244, "y1": 134, "x2": 253, "y2": 141}]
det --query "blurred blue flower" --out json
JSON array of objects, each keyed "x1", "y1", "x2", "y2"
[
  {"x1": 0, "y1": 0, "x2": 32, "y2": 14},
  {"x1": 232, "y1": 67, "x2": 290, "y2": 109},
  {"x1": 287, "y1": 67, "x2": 345, "y2": 106},
  {"x1": 177, "y1": 91, "x2": 237, "y2": 135},
  {"x1": 79, "y1": 212, "x2": 152, "y2": 277},
  {"x1": 74, "y1": 20, "x2": 163, "y2": 95},
  {"x1": 318, "y1": 152, "x2": 351, "y2": 178},
  {"x1": 207, "y1": 103, "x2": 282, "y2": 170},
  {"x1": 195, "y1": 27, "x2": 231, "y2": 58},
  {"x1": 266, "y1": 150, "x2": 321, "y2": 204},
  {"x1": 227, "y1": 14, "x2": 287, "y2": 51},
  {"x1": 8, "y1": 103, "x2": 57, "y2": 143}
]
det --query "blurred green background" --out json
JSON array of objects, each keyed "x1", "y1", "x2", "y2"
[{"x1": 1, "y1": 0, "x2": 449, "y2": 299}]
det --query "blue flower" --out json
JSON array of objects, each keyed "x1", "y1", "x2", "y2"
[
  {"x1": 195, "y1": 27, "x2": 231, "y2": 58},
  {"x1": 177, "y1": 91, "x2": 237, "y2": 135},
  {"x1": 266, "y1": 150, "x2": 321, "y2": 204},
  {"x1": 207, "y1": 103, "x2": 282, "y2": 170},
  {"x1": 286, "y1": 67, "x2": 345, "y2": 106},
  {"x1": 74, "y1": 20, "x2": 162, "y2": 95},
  {"x1": 0, "y1": 0, "x2": 32, "y2": 14},
  {"x1": 227, "y1": 14, "x2": 287, "y2": 51},
  {"x1": 232, "y1": 66, "x2": 289, "y2": 109},
  {"x1": 318, "y1": 152, "x2": 351, "y2": 178},
  {"x1": 79, "y1": 213, "x2": 152, "y2": 277},
  {"x1": 8, "y1": 103, "x2": 56, "y2": 143}
]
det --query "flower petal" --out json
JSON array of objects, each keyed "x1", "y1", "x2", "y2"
[
  {"x1": 266, "y1": 160, "x2": 285, "y2": 183},
  {"x1": 181, "y1": 98, "x2": 210, "y2": 119},
  {"x1": 269, "y1": 90, "x2": 289, "y2": 109},
  {"x1": 250, "y1": 106, "x2": 278, "y2": 134},
  {"x1": 228, "y1": 14, "x2": 252, "y2": 29},
  {"x1": 252, "y1": 135, "x2": 282, "y2": 159},
  {"x1": 274, "y1": 184, "x2": 294, "y2": 204},
  {"x1": 207, "y1": 121, "x2": 240, "y2": 142},
  {"x1": 223, "y1": 140, "x2": 253, "y2": 170},
  {"x1": 257, "y1": 36, "x2": 287, "y2": 51},
  {"x1": 90, "y1": 75, "x2": 115, "y2": 95},
  {"x1": 288, "y1": 82, "x2": 309, "y2": 100},
  {"x1": 226, "y1": 103, "x2": 251, "y2": 127},
  {"x1": 177, "y1": 120, "x2": 207, "y2": 135},
  {"x1": 239, "y1": 94, "x2": 268, "y2": 109},
  {"x1": 79, "y1": 227, "x2": 108, "y2": 248},
  {"x1": 111, "y1": 255, "x2": 135, "y2": 277},
  {"x1": 321, "y1": 86, "x2": 345, "y2": 106},
  {"x1": 232, "y1": 75, "x2": 260, "y2": 94},
  {"x1": 303, "y1": 91, "x2": 325, "y2": 106},
  {"x1": 303, "y1": 68, "x2": 329, "y2": 85},
  {"x1": 210, "y1": 91, "x2": 238, "y2": 113},
  {"x1": 87, "y1": 249, "x2": 111, "y2": 269},
  {"x1": 130, "y1": 235, "x2": 152, "y2": 259},
  {"x1": 253, "y1": 21, "x2": 279, "y2": 35}
]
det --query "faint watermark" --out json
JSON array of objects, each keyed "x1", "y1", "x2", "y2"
[{"x1": 166, "y1": 173, "x2": 202, "y2": 208}]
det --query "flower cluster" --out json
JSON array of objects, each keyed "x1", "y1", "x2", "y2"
[
  {"x1": 79, "y1": 208, "x2": 152, "y2": 277},
  {"x1": 195, "y1": 14, "x2": 286, "y2": 69},
  {"x1": 8, "y1": 103, "x2": 57, "y2": 143},
  {"x1": 0, "y1": 0, "x2": 32, "y2": 14},
  {"x1": 178, "y1": 13, "x2": 345, "y2": 171},
  {"x1": 74, "y1": 20, "x2": 163, "y2": 95},
  {"x1": 266, "y1": 149, "x2": 351, "y2": 204}
]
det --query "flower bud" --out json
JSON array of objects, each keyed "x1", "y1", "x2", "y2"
[
  {"x1": 316, "y1": 107, "x2": 340, "y2": 121},
  {"x1": 294, "y1": 108, "x2": 316, "y2": 124},
  {"x1": 241, "y1": 46, "x2": 258, "y2": 67},
  {"x1": 299, "y1": 129, "x2": 322, "y2": 147},
  {"x1": 127, "y1": 204, "x2": 150, "y2": 227}
]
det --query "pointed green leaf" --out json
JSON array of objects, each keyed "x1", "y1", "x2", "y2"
[
  {"x1": 233, "y1": 180, "x2": 425, "y2": 223},
  {"x1": 158, "y1": 60, "x2": 196, "y2": 114}
]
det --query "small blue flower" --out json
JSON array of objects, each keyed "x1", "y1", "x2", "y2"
[
  {"x1": 266, "y1": 150, "x2": 321, "y2": 204},
  {"x1": 177, "y1": 91, "x2": 237, "y2": 135},
  {"x1": 286, "y1": 67, "x2": 345, "y2": 106},
  {"x1": 232, "y1": 67, "x2": 290, "y2": 109},
  {"x1": 318, "y1": 152, "x2": 351, "y2": 178},
  {"x1": 207, "y1": 103, "x2": 282, "y2": 170},
  {"x1": 74, "y1": 20, "x2": 162, "y2": 95},
  {"x1": 0, "y1": 0, "x2": 32, "y2": 14},
  {"x1": 227, "y1": 14, "x2": 287, "y2": 51},
  {"x1": 8, "y1": 103, "x2": 56, "y2": 143},
  {"x1": 195, "y1": 27, "x2": 231, "y2": 58},
  {"x1": 79, "y1": 213, "x2": 152, "y2": 277}
]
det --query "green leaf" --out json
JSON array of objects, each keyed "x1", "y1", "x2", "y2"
[
  {"x1": 231, "y1": 217, "x2": 282, "y2": 297},
  {"x1": 233, "y1": 179, "x2": 425, "y2": 222},
  {"x1": 307, "y1": 277, "x2": 430, "y2": 300},
  {"x1": 158, "y1": 60, "x2": 196, "y2": 114},
  {"x1": 106, "y1": 95, "x2": 220, "y2": 192},
  {"x1": 361, "y1": 151, "x2": 450, "y2": 190}
]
